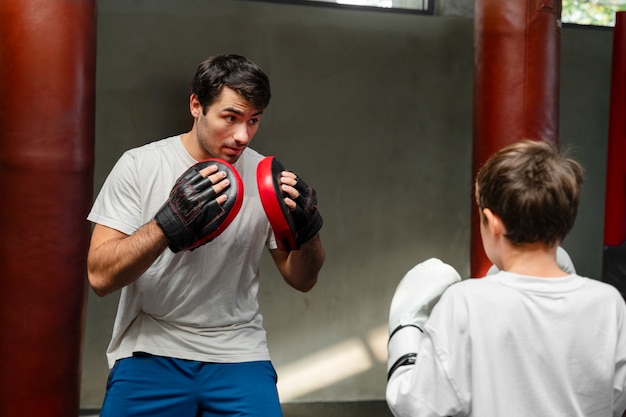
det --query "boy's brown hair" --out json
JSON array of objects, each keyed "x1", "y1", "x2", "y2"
[{"x1": 475, "y1": 140, "x2": 583, "y2": 246}]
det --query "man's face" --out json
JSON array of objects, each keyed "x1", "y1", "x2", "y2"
[{"x1": 191, "y1": 86, "x2": 263, "y2": 163}]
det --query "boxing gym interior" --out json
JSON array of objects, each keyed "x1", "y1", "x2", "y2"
[{"x1": 1, "y1": 0, "x2": 625, "y2": 416}]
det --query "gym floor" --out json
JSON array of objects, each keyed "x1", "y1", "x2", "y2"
[{"x1": 79, "y1": 401, "x2": 394, "y2": 416}]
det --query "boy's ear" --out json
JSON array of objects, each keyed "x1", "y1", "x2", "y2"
[{"x1": 482, "y1": 208, "x2": 506, "y2": 237}]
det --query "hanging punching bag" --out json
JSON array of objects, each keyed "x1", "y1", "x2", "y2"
[
  {"x1": 0, "y1": 1, "x2": 96, "y2": 416},
  {"x1": 472, "y1": 0, "x2": 561, "y2": 277},
  {"x1": 602, "y1": 11, "x2": 626, "y2": 299}
]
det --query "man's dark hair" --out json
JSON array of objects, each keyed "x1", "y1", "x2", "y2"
[{"x1": 191, "y1": 54, "x2": 271, "y2": 114}]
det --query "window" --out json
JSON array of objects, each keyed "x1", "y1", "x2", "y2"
[
  {"x1": 253, "y1": 0, "x2": 433, "y2": 14},
  {"x1": 562, "y1": 0, "x2": 626, "y2": 27},
  {"x1": 311, "y1": 0, "x2": 429, "y2": 11}
]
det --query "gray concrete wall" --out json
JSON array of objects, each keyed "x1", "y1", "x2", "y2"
[{"x1": 81, "y1": 0, "x2": 614, "y2": 407}]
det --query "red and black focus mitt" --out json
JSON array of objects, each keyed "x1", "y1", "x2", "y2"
[
  {"x1": 257, "y1": 156, "x2": 323, "y2": 251},
  {"x1": 155, "y1": 158, "x2": 243, "y2": 253}
]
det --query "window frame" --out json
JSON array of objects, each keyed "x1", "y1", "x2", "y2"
[{"x1": 248, "y1": 0, "x2": 434, "y2": 16}]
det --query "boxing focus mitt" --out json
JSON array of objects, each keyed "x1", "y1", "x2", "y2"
[
  {"x1": 257, "y1": 156, "x2": 323, "y2": 251},
  {"x1": 387, "y1": 258, "x2": 461, "y2": 378},
  {"x1": 154, "y1": 158, "x2": 243, "y2": 253}
]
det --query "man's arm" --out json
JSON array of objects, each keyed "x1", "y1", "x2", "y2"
[
  {"x1": 266, "y1": 166, "x2": 325, "y2": 292},
  {"x1": 270, "y1": 233, "x2": 325, "y2": 292},
  {"x1": 87, "y1": 161, "x2": 235, "y2": 297},
  {"x1": 87, "y1": 221, "x2": 169, "y2": 297}
]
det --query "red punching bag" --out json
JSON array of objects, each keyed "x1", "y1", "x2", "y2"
[
  {"x1": 602, "y1": 11, "x2": 626, "y2": 298},
  {"x1": 0, "y1": 1, "x2": 96, "y2": 416},
  {"x1": 472, "y1": 0, "x2": 562, "y2": 277}
]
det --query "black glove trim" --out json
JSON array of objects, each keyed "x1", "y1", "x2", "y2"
[
  {"x1": 389, "y1": 324, "x2": 423, "y2": 340},
  {"x1": 387, "y1": 352, "x2": 417, "y2": 381}
]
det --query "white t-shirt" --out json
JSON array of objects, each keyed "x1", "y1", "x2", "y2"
[
  {"x1": 387, "y1": 272, "x2": 626, "y2": 417},
  {"x1": 88, "y1": 136, "x2": 277, "y2": 368}
]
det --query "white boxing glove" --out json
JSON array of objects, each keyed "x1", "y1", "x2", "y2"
[
  {"x1": 387, "y1": 258, "x2": 461, "y2": 378},
  {"x1": 389, "y1": 258, "x2": 462, "y2": 334},
  {"x1": 486, "y1": 246, "x2": 576, "y2": 276}
]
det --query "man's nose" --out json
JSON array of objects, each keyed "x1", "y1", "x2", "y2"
[{"x1": 233, "y1": 123, "x2": 252, "y2": 145}]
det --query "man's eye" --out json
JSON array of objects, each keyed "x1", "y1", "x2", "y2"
[
  {"x1": 225, "y1": 116, "x2": 236, "y2": 122},
  {"x1": 249, "y1": 118, "x2": 259, "y2": 125}
]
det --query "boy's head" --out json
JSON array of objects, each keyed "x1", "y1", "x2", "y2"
[{"x1": 475, "y1": 140, "x2": 583, "y2": 246}]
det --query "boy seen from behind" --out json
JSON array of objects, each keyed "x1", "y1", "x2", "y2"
[{"x1": 386, "y1": 139, "x2": 626, "y2": 417}]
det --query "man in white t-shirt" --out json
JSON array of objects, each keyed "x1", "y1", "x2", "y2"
[
  {"x1": 386, "y1": 140, "x2": 626, "y2": 417},
  {"x1": 87, "y1": 54, "x2": 325, "y2": 417}
]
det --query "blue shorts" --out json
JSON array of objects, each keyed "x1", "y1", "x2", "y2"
[{"x1": 100, "y1": 353, "x2": 283, "y2": 417}]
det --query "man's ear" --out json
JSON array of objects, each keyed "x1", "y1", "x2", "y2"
[
  {"x1": 482, "y1": 208, "x2": 506, "y2": 238},
  {"x1": 189, "y1": 94, "x2": 202, "y2": 118}
]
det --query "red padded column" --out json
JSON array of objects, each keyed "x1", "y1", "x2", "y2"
[
  {"x1": 0, "y1": 1, "x2": 96, "y2": 416},
  {"x1": 471, "y1": 0, "x2": 561, "y2": 277},
  {"x1": 602, "y1": 11, "x2": 626, "y2": 298},
  {"x1": 605, "y1": 11, "x2": 626, "y2": 248}
]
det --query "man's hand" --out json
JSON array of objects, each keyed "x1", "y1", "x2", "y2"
[
  {"x1": 155, "y1": 158, "x2": 243, "y2": 253},
  {"x1": 279, "y1": 169, "x2": 323, "y2": 250},
  {"x1": 257, "y1": 156, "x2": 323, "y2": 252}
]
